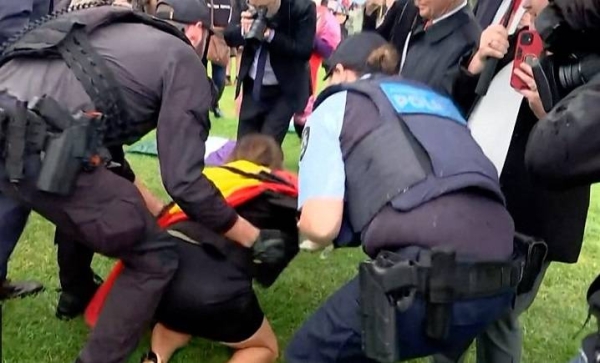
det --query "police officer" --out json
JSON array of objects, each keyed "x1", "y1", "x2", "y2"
[
  {"x1": 0, "y1": 0, "x2": 54, "y2": 300},
  {"x1": 0, "y1": 1, "x2": 285, "y2": 363},
  {"x1": 286, "y1": 32, "x2": 520, "y2": 362}
]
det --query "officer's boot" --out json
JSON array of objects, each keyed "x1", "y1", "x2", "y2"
[{"x1": 56, "y1": 273, "x2": 103, "y2": 320}]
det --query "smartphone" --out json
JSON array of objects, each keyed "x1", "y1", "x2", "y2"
[{"x1": 510, "y1": 29, "x2": 544, "y2": 90}]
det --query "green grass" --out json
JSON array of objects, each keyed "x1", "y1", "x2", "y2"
[{"x1": 4, "y1": 81, "x2": 600, "y2": 363}]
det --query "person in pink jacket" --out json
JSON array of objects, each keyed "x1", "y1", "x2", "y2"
[{"x1": 292, "y1": 0, "x2": 341, "y2": 136}]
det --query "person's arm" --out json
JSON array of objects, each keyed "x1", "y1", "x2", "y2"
[
  {"x1": 224, "y1": 3, "x2": 246, "y2": 48},
  {"x1": 525, "y1": 75, "x2": 600, "y2": 188},
  {"x1": 297, "y1": 92, "x2": 347, "y2": 245},
  {"x1": 313, "y1": 37, "x2": 335, "y2": 58},
  {"x1": 313, "y1": 14, "x2": 341, "y2": 58},
  {"x1": 449, "y1": 26, "x2": 517, "y2": 115},
  {"x1": 267, "y1": 1, "x2": 317, "y2": 60},
  {"x1": 134, "y1": 179, "x2": 166, "y2": 217},
  {"x1": 156, "y1": 44, "x2": 258, "y2": 246}
]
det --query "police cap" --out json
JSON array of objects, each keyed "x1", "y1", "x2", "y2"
[
  {"x1": 155, "y1": 0, "x2": 211, "y2": 28},
  {"x1": 324, "y1": 32, "x2": 389, "y2": 80}
]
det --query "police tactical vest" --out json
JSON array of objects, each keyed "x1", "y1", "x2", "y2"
[
  {"x1": 0, "y1": 3, "x2": 192, "y2": 147},
  {"x1": 314, "y1": 76, "x2": 505, "y2": 233}
]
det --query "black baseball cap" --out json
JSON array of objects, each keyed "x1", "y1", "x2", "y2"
[
  {"x1": 155, "y1": 0, "x2": 211, "y2": 27},
  {"x1": 323, "y1": 32, "x2": 389, "y2": 80}
]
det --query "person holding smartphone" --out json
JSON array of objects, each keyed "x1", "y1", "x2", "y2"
[{"x1": 435, "y1": 1, "x2": 592, "y2": 362}]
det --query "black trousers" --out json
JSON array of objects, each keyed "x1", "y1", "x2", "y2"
[
  {"x1": 0, "y1": 155, "x2": 179, "y2": 363},
  {"x1": 56, "y1": 148, "x2": 136, "y2": 296},
  {"x1": 238, "y1": 78, "x2": 295, "y2": 145}
]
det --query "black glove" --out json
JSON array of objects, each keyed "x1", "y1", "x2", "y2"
[
  {"x1": 252, "y1": 229, "x2": 287, "y2": 265},
  {"x1": 251, "y1": 229, "x2": 299, "y2": 288}
]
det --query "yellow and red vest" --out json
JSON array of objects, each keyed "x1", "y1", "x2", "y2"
[
  {"x1": 85, "y1": 160, "x2": 298, "y2": 329},
  {"x1": 158, "y1": 160, "x2": 298, "y2": 228}
]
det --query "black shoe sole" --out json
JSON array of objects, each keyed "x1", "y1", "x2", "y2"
[{"x1": 0, "y1": 285, "x2": 44, "y2": 301}]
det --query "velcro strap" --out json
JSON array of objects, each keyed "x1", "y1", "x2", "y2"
[{"x1": 452, "y1": 261, "x2": 522, "y2": 299}]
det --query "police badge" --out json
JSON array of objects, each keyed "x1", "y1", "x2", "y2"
[{"x1": 300, "y1": 126, "x2": 310, "y2": 161}]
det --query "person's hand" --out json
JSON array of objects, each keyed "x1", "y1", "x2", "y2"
[
  {"x1": 252, "y1": 229, "x2": 288, "y2": 265},
  {"x1": 468, "y1": 24, "x2": 510, "y2": 75},
  {"x1": 518, "y1": 12, "x2": 532, "y2": 30},
  {"x1": 264, "y1": 27, "x2": 273, "y2": 40},
  {"x1": 365, "y1": 0, "x2": 384, "y2": 16},
  {"x1": 241, "y1": 11, "x2": 254, "y2": 35},
  {"x1": 514, "y1": 61, "x2": 547, "y2": 119}
]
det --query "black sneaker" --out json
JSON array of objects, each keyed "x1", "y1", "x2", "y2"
[
  {"x1": 0, "y1": 279, "x2": 44, "y2": 300},
  {"x1": 140, "y1": 351, "x2": 160, "y2": 363},
  {"x1": 212, "y1": 106, "x2": 224, "y2": 118},
  {"x1": 55, "y1": 275, "x2": 103, "y2": 320}
]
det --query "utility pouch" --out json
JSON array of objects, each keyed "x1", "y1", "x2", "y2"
[
  {"x1": 426, "y1": 248, "x2": 456, "y2": 341},
  {"x1": 514, "y1": 233, "x2": 547, "y2": 294},
  {"x1": 4, "y1": 101, "x2": 28, "y2": 182},
  {"x1": 359, "y1": 260, "x2": 400, "y2": 363}
]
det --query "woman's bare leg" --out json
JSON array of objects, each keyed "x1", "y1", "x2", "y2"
[
  {"x1": 149, "y1": 323, "x2": 192, "y2": 363},
  {"x1": 133, "y1": 179, "x2": 165, "y2": 217},
  {"x1": 223, "y1": 318, "x2": 279, "y2": 363}
]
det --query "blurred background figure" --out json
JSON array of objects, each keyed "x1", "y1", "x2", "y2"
[
  {"x1": 328, "y1": 0, "x2": 349, "y2": 39},
  {"x1": 224, "y1": 0, "x2": 316, "y2": 145},
  {"x1": 292, "y1": 0, "x2": 341, "y2": 136},
  {"x1": 203, "y1": 0, "x2": 243, "y2": 118}
]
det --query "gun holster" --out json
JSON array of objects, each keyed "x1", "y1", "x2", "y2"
[
  {"x1": 513, "y1": 233, "x2": 548, "y2": 294},
  {"x1": 359, "y1": 246, "x2": 522, "y2": 363},
  {"x1": 0, "y1": 96, "x2": 107, "y2": 196},
  {"x1": 359, "y1": 253, "x2": 407, "y2": 363}
]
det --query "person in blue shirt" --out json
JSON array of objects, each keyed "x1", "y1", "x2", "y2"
[
  {"x1": 0, "y1": 0, "x2": 53, "y2": 300},
  {"x1": 286, "y1": 32, "x2": 520, "y2": 362}
]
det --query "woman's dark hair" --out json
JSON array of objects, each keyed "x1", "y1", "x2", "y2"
[
  {"x1": 226, "y1": 134, "x2": 284, "y2": 170},
  {"x1": 365, "y1": 43, "x2": 400, "y2": 75}
]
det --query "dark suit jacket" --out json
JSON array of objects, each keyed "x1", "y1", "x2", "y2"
[
  {"x1": 451, "y1": 33, "x2": 591, "y2": 263},
  {"x1": 401, "y1": 6, "x2": 481, "y2": 98},
  {"x1": 224, "y1": 0, "x2": 316, "y2": 112},
  {"x1": 362, "y1": 0, "x2": 416, "y2": 56},
  {"x1": 363, "y1": 3, "x2": 481, "y2": 99}
]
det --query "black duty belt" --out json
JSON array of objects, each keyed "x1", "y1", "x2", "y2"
[
  {"x1": 359, "y1": 245, "x2": 526, "y2": 363},
  {"x1": 371, "y1": 248, "x2": 522, "y2": 300}
]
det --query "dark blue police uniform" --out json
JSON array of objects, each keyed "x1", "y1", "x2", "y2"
[
  {"x1": 287, "y1": 75, "x2": 517, "y2": 362},
  {"x1": 0, "y1": 0, "x2": 53, "y2": 287}
]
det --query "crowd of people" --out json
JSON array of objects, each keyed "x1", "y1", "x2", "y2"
[{"x1": 0, "y1": 0, "x2": 599, "y2": 363}]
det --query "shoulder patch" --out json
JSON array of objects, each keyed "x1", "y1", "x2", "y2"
[
  {"x1": 300, "y1": 126, "x2": 310, "y2": 161},
  {"x1": 379, "y1": 82, "x2": 466, "y2": 125}
]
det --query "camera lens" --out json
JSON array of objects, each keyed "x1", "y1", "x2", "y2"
[{"x1": 521, "y1": 32, "x2": 533, "y2": 45}]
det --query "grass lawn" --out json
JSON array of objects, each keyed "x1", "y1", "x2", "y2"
[{"x1": 3, "y1": 80, "x2": 600, "y2": 363}]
